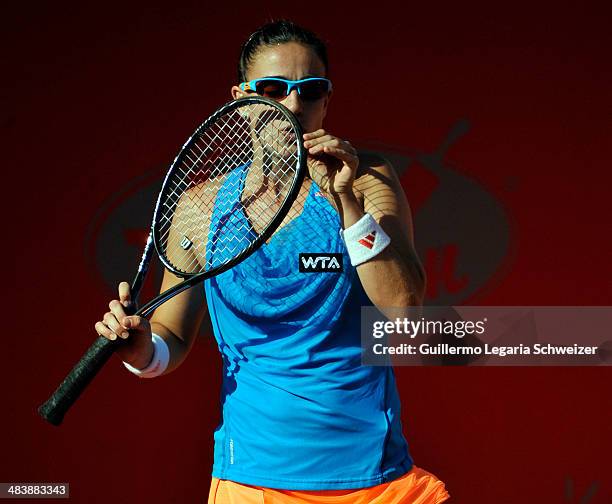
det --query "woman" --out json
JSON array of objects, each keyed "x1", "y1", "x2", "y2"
[{"x1": 95, "y1": 20, "x2": 449, "y2": 503}]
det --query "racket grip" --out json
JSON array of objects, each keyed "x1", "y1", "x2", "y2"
[{"x1": 38, "y1": 336, "x2": 119, "y2": 426}]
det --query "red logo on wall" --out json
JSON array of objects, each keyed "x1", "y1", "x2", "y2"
[{"x1": 86, "y1": 119, "x2": 512, "y2": 305}]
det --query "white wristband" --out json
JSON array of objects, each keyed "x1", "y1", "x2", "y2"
[
  {"x1": 340, "y1": 213, "x2": 391, "y2": 266},
  {"x1": 123, "y1": 333, "x2": 170, "y2": 379}
]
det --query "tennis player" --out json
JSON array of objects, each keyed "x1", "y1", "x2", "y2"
[{"x1": 95, "y1": 20, "x2": 449, "y2": 503}]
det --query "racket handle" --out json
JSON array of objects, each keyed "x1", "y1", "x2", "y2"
[{"x1": 38, "y1": 336, "x2": 118, "y2": 426}]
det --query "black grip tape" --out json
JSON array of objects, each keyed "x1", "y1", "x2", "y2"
[{"x1": 38, "y1": 336, "x2": 119, "y2": 426}]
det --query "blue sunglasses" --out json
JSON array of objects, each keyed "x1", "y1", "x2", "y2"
[{"x1": 239, "y1": 77, "x2": 332, "y2": 101}]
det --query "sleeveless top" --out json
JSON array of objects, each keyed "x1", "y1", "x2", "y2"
[{"x1": 204, "y1": 164, "x2": 413, "y2": 490}]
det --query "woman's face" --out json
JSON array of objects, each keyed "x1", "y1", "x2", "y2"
[{"x1": 232, "y1": 42, "x2": 331, "y2": 133}]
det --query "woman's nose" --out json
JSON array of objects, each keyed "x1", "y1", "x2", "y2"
[{"x1": 281, "y1": 89, "x2": 304, "y2": 116}]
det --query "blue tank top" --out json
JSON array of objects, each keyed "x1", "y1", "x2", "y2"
[{"x1": 204, "y1": 164, "x2": 413, "y2": 490}]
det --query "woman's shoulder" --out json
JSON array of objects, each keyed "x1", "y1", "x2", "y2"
[{"x1": 353, "y1": 151, "x2": 399, "y2": 198}]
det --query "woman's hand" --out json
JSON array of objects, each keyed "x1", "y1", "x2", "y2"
[
  {"x1": 304, "y1": 129, "x2": 359, "y2": 195},
  {"x1": 94, "y1": 281, "x2": 154, "y2": 369}
]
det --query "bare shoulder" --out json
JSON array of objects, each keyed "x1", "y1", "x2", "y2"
[
  {"x1": 167, "y1": 177, "x2": 226, "y2": 268},
  {"x1": 356, "y1": 151, "x2": 395, "y2": 174},
  {"x1": 352, "y1": 151, "x2": 415, "y2": 243},
  {"x1": 180, "y1": 177, "x2": 224, "y2": 208},
  {"x1": 353, "y1": 152, "x2": 400, "y2": 196},
  {"x1": 353, "y1": 152, "x2": 404, "y2": 206},
  {"x1": 174, "y1": 177, "x2": 225, "y2": 225}
]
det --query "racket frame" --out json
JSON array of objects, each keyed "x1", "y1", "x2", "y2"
[
  {"x1": 142, "y1": 96, "x2": 306, "y2": 316},
  {"x1": 38, "y1": 96, "x2": 306, "y2": 425}
]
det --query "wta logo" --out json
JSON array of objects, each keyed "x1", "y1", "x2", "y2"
[{"x1": 299, "y1": 253, "x2": 343, "y2": 272}]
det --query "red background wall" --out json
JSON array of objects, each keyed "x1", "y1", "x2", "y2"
[{"x1": 4, "y1": 1, "x2": 611, "y2": 502}]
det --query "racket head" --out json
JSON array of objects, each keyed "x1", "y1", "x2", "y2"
[{"x1": 152, "y1": 96, "x2": 306, "y2": 279}]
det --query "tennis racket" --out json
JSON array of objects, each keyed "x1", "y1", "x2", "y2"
[{"x1": 39, "y1": 96, "x2": 306, "y2": 426}]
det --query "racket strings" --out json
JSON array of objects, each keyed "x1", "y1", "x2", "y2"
[
  {"x1": 156, "y1": 102, "x2": 300, "y2": 275},
  {"x1": 160, "y1": 112, "x2": 256, "y2": 243},
  {"x1": 164, "y1": 114, "x2": 253, "y2": 208}
]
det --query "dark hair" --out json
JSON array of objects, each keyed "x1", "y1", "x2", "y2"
[{"x1": 238, "y1": 20, "x2": 328, "y2": 82}]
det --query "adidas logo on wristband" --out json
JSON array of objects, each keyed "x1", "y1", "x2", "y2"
[
  {"x1": 358, "y1": 231, "x2": 377, "y2": 249},
  {"x1": 341, "y1": 214, "x2": 391, "y2": 266}
]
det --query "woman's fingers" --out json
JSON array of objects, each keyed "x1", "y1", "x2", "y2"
[
  {"x1": 95, "y1": 321, "x2": 118, "y2": 341},
  {"x1": 109, "y1": 299, "x2": 129, "y2": 327},
  {"x1": 306, "y1": 138, "x2": 337, "y2": 155},
  {"x1": 321, "y1": 145, "x2": 359, "y2": 165},
  {"x1": 304, "y1": 131, "x2": 357, "y2": 160},
  {"x1": 303, "y1": 129, "x2": 324, "y2": 140},
  {"x1": 118, "y1": 281, "x2": 131, "y2": 308},
  {"x1": 95, "y1": 312, "x2": 143, "y2": 341},
  {"x1": 95, "y1": 313, "x2": 126, "y2": 341},
  {"x1": 94, "y1": 282, "x2": 153, "y2": 366},
  {"x1": 103, "y1": 311, "x2": 129, "y2": 339},
  {"x1": 122, "y1": 315, "x2": 150, "y2": 334}
]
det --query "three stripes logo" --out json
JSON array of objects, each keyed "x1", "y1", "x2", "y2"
[
  {"x1": 358, "y1": 231, "x2": 377, "y2": 250},
  {"x1": 299, "y1": 253, "x2": 343, "y2": 273}
]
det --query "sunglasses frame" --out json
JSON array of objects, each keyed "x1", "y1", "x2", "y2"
[{"x1": 239, "y1": 77, "x2": 333, "y2": 100}]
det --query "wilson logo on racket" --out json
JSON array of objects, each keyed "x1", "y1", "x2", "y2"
[
  {"x1": 299, "y1": 253, "x2": 343, "y2": 273},
  {"x1": 358, "y1": 231, "x2": 377, "y2": 250},
  {"x1": 180, "y1": 236, "x2": 193, "y2": 250}
]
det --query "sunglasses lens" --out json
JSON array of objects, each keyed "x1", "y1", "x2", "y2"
[
  {"x1": 251, "y1": 79, "x2": 331, "y2": 101},
  {"x1": 256, "y1": 80, "x2": 288, "y2": 99},
  {"x1": 299, "y1": 80, "x2": 330, "y2": 101}
]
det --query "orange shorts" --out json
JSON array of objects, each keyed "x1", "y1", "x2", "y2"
[{"x1": 207, "y1": 466, "x2": 450, "y2": 503}]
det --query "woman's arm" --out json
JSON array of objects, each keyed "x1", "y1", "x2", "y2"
[
  {"x1": 303, "y1": 130, "x2": 425, "y2": 310},
  {"x1": 95, "y1": 187, "x2": 210, "y2": 375},
  {"x1": 343, "y1": 155, "x2": 426, "y2": 308},
  {"x1": 96, "y1": 274, "x2": 208, "y2": 375},
  {"x1": 147, "y1": 271, "x2": 209, "y2": 374}
]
